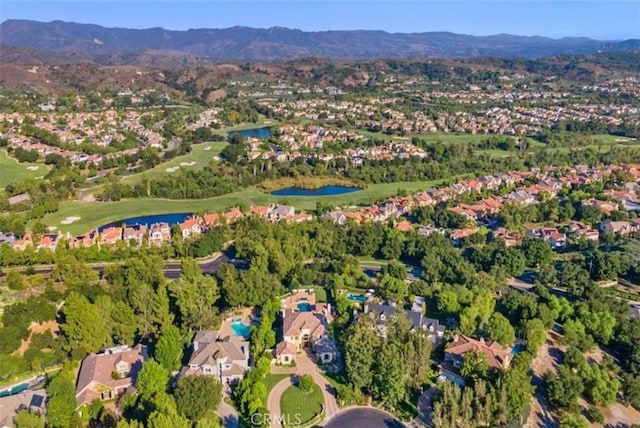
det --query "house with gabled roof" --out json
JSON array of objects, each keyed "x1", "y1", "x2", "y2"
[
  {"x1": 363, "y1": 302, "x2": 445, "y2": 345},
  {"x1": 123, "y1": 224, "x2": 147, "y2": 247},
  {"x1": 75, "y1": 344, "x2": 148, "y2": 412},
  {"x1": 440, "y1": 335, "x2": 512, "y2": 386},
  {"x1": 179, "y1": 217, "x2": 202, "y2": 239},
  {"x1": 182, "y1": 331, "x2": 250, "y2": 388},
  {"x1": 148, "y1": 222, "x2": 171, "y2": 246},
  {"x1": 275, "y1": 294, "x2": 337, "y2": 365}
]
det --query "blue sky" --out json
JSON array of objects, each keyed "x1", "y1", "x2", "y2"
[{"x1": 1, "y1": 1, "x2": 639, "y2": 39}]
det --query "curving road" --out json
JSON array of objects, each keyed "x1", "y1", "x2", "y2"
[{"x1": 324, "y1": 407, "x2": 405, "y2": 428}]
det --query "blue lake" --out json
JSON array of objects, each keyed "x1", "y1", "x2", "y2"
[
  {"x1": 271, "y1": 185, "x2": 361, "y2": 197},
  {"x1": 98, "y1": 212, "x2": 193, "y2": 231},
  {"x1": 228, "y1": 127, "x2": 272, "y2": 139}
]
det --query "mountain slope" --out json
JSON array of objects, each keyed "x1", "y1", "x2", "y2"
[{"x1": 1, "y1": 19, "x2": 638, "y2": 61}]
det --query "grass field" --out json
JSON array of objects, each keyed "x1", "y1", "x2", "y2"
[
  {"x1": 0, "y1": 149, "x2": 50, "y2": 189},
  {"x1": 121, "y1": 142, "x2": 228, "y2": 185},
  {"x1": 280, "y1": 382, "x2": 324, "y2": 426},
  {"x1": 42, "y1": 178, "x2": 453, "y2": 234}
]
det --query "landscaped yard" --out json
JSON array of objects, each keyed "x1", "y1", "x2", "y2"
[
  {"x1": 264, "y1": 373, "x2": 289, "y2": 403},
  {"x1": 42, "y1": 178, "x2": 454, "y2": 234},
  {"x1": 280, "y1": 382, "x2": 324, "y2": 426},
  {"x1": 0, "y1": 149, "x2": 50, "y2": 189},
  {"x1": 121, "y1": 141, "x2": 228, "y2": 185}
]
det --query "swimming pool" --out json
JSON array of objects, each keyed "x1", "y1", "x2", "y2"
[
  {"x1": 231, "y1": 320, "x2": 251, "y2": 339},
  {"x1": 297, "y1": 302, "x2": 313, "y2": 312},
  {"x1": 347, "y1": 293, "x2": 367, "y2": 303},
  {"x1": 511, "y1": 343, "x2": 526, "y2": 356},
  {"x1": 0, "y1": 382, "x2": 29, "y2": 398}
]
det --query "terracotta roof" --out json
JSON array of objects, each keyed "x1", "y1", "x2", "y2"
[
  {"x1": 282, "y1": 309, "x2": 328, "y2": 339},
  {"x1": 445, "y1": 335, "x2": 511, "y2": 369},
  {"x1": 275, "y1": 341, "x2": 298, "y2": 356},
  {"x1": 75, "y1": 344, "x2": 148, "y2": 407}
]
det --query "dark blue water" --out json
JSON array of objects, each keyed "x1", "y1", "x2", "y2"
[
  {"x1": 271, "y1": 185, "x2": 361, "y2": 197},
  {"x1": 228, "y1": 127, "x2": 272, "y2": 139},
  {"x1": 98, "y1": 212, "x2": 192, "y2": 231}
]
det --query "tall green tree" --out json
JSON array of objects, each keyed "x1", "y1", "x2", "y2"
[
  {"x1": 484, "y1": 312, "x2": 516, "y2": 346},
  {"x1": 136, "y1": 360, "x2": 169, "y2": 398},
  {"x1": 46, "y1": 373, "x2": 77, "y2": 428},
  {"x1": 344, "y1": 318, "x2": 380, "y2": 391},
  {"x1": 372, "y1": 343, "x2": 406, "y2": 409},
  {"x1": 175, "y1": 375, "x2": 222, "y2": 421},
  {"x1": 155, "y1": 325, "x2": 183, "y2": 372},
  {"x1": 170, "y1": 258, "x2": 220, "y2": 331},
  {"x1": 61, "y1": 292, "x2": 109, "y2": 356}
]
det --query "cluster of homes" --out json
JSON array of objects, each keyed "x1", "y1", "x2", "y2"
[
  {"x1": 320, "y1": 163, "x2": 640, "y2": 248},
  {"x1": 1, "y1": 204, "x2": 312, "y2": 252},
  {"x1": 1, "y1": 109, "x2": 165, "y2": 165},
  {"x1": 71, "y1": 284, "x2": 511, "y2": 421},
  {"x1": 2, "y1": 164, "x2": 640, "y2": 255},
  {"x1": 256, "y1": 80, "x2": 639, "y2": 136}
]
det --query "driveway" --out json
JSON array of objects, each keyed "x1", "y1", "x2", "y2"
[
  {"x1": 267, "y1": 376, "x2": 295, "y2": 428},
  {"x1": 217, "y1": 401, "x2": 240, "y2": 428},
  {"x1": 265, "y1": 351, "x2": 339, "y2": 427}
]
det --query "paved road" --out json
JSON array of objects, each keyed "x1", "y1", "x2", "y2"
[
  {"x1": 6, "y1": 253, "x2": 231, "y2": 279},
  {"x1": 324, "y1": 407, "x2": 405, "y2": 428}
]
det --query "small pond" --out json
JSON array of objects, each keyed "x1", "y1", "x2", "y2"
[
  {"x1": 271, "y1": 185, "x2": 361, "y2": 197},
  {"x1": 98, "y1": 212, "x2": 192, "y2": 231}
]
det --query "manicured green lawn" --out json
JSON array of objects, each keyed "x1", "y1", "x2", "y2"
[
  {"x1": 121, "y1": 142, "x2": 229, "y2": 185},
  {"x1": 280, "y1": 382, "x2": 324, "y2": 426},
  {"x1": 42, "y1": 178, "x2": 453, "y2": 234},
  {"x1": 0, "y1": 149, "x2": 50, "y2": 189},
  {"x1": 263, "y1": 373, "x2": 289, "y2": 405}
]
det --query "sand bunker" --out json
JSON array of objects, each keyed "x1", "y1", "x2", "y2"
[
  {"x1": 203, "y1": 146, "x2": 212, "y2": 151},
  {"x1": 47, "y1": 226, "x2": 58, "y2": 231},
  {"x1": 179, "y1": 161, "x2": 196, "y2": 166},
  {"x1": 60, "y1": 216, "x2": 81, "y2": 225},
  {"x1": 26, "y1": 166, "x2": 40, "y2": 171},
  {"x1": 166, "y1": 167, "x2": 179, "y2": 172},
  {"x1": 213, "y1": 156, "x2": 221, "y2": 161}
]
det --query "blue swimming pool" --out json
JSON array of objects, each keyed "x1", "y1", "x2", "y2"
[
  {"x1": 511, "y1": 343, "x2": 526, "y2": 356},
  {"x1": 0, "y1": 382, "x2": 29, "y2": 398},
  {"x1": 347, "y1": 293, "x2": 367, "y2": 303},
  {"x1": 297, "y1": 302, "x2": 313, "y2": 312},
  {"x1": 231, "y1": 320, "x2": 251, "y2": 339}
]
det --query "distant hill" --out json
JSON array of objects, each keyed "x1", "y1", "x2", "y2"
[{"x1": 1, "y1": 19, "x2": 639, "y2": 62}]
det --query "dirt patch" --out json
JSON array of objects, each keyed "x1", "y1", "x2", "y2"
[
  {"x1": 525, "y1": 331, "x2": 565, "y2": 428},
  {"x1": 13, "y1": 320, "x2": 60, "y2": 357}
]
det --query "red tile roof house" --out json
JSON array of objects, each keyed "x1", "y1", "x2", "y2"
[
  {"x1": 72, "y1": 229, "x2": 99, "y2": 248},
  {"x1": 179, "y1": 217, "x2": 202, "y2": 239},
  {"x1": 100, "y1": 227, "x2": 123, "y2": 246},
  {"x1": 202, "y1": 213, "x2": 220, "y2": 230},
  {"x1": 36, "y1": 233, "x2": 68, "y2": 251},
  {"x1": 223, "y1": 207, "x2": 244, "y2": 224},
  {"x1": 148, "y1": 222, "x2": 171, "y2": 246},
  {"x1": 75, "y1": 344, "x2": 148, "y2": 415},
  {"x1": 275, "y1": 304, "x2": 337, "y2": 365},
  {"x1": 123, "y1": 224, "x2": 148, "y2": 247},
  {"x1": 440, "y1": 335, "x2": 512, "y2": 387}
]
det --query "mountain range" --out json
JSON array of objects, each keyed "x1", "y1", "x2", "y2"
[{"x1": 1, "y1": 19, "x2": 639, "y2": 62}]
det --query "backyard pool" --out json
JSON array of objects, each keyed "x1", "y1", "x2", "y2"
[
  {"x1": 0, "y1": 382, "x2": 29, "y2": 398},
  {"x1": 511, "y1": 343, "x2": 526, "y2": 356},
  {"x1": 347, "y1": 293, "x2": 367, "y2": 303},
  {"x1": 297, "y1": 302, "x2": 313, "y2": 312},
  {"x1": 231, "y1": 319, "x2": 251, "y2": 339}
]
